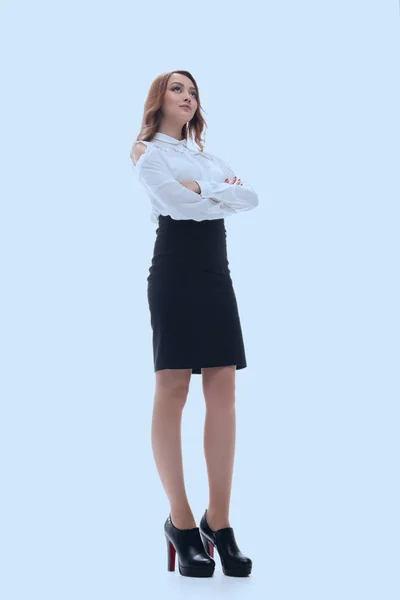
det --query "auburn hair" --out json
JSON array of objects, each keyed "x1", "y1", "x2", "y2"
[{"x1": 130, "y1": 70, "x2": 207, "y2": 159}]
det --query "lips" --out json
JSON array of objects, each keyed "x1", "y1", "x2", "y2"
[{"x1": 180, "y1": 105, "x2": 191, "y2": 111}]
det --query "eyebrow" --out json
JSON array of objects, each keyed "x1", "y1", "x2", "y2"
[{"x1": 170, "y1": 81, "x2": 196, "y2": 91}]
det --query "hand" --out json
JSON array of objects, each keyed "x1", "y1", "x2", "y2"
[{"x1": 225, "y1": 176, "x2": 243, "y2": 186}]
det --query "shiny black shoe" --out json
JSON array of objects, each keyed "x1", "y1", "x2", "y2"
[
  {"x1": 164, "y1": 513, "x2": 215, "y2": 577},
  {"x1": 199, "y1": 509, "x2": 252, "y2": 577}
]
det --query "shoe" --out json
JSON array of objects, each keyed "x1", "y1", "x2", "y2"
[
  {"x1": 164, "y1": 513, "x2": 215, "y2": 577},
  {"x1": 199, "y1": 509, "x2": 252, "y2": 577}
]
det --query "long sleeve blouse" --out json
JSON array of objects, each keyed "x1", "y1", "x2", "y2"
[{"x1": 130, "y1": 132, "x2": 259, "y2": 224}]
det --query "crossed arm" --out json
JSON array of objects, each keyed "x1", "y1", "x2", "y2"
[
  {"x1": 132, "y1": 142, "x2": 256, "y2": 220},
  {"x1": 181, "y1": 177, "x2": 243, "y2": 194}
]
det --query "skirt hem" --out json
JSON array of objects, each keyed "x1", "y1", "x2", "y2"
[{"x1": 154, "y1": 362, "x2": 247, "y2": 375}]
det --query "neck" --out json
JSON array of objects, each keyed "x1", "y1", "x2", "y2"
[{"x1": 157, "y1": 121, "x2": 186, "y2": 141}]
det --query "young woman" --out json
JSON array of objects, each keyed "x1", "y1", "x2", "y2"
[{"x1": 130, "y1": 70, "x2": 258, "y2": 578}]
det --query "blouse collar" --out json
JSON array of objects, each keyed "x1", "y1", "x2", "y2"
[{"x1": 153, "y1": 132, "x2": 188, "y2": 147}]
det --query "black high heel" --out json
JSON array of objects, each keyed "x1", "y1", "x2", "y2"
[
  {"x1": 164, "y1": 513, "x2": 215, "y2": 577},
  {"x1": 199, "y1": 509, "x2": 252, "y2": 577}
]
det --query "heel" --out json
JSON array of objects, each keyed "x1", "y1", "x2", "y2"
[
  {"x1": 165, "y1": 534, "x2": 176, "y2": 571},
  {"x1": 200, "y1": 531, "x2": 214, "y2": 558}
]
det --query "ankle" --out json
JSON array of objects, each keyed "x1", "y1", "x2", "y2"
[
  {"x1": 206, "y1": 508, "x2": 230, "y2": 531},
  {"x1": 170, "y1": 508, "x2": 197, "y2": 530}
]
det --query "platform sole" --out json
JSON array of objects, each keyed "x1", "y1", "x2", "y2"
[
  {"x1": 222, "y1": 565, "x2": 252, "y2": 577},
  {"x1": 178, "y1": 562, "x2": 215, "y2": 577}
]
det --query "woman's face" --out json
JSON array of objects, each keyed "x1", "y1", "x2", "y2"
[{"x1": 162, "y1": 74, "x2": 198, "y2": 124}]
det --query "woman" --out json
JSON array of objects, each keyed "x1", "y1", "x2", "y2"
[{"x1": 130, "y1": 70, "x2": 258, "y2": 578}]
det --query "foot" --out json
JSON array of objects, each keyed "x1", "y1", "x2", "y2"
[{"x1": 199, "y1": 509, "x2": 252, "y2": 577}]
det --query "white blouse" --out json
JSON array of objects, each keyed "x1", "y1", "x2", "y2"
[{"x1": 130, "y1": 132, "x2": 259, "y2": 224}]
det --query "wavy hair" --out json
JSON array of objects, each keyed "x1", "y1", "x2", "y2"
[{"x1": 130, "y1": 70, "x2": 207, "y2": 159}]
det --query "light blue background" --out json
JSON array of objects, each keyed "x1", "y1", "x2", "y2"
[{"x1": 1, "y1": 1, "x2": 399, "y2": 598}]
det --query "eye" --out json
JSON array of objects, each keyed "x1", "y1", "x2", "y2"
[{"x1": 172, "y1": 85, "x2": 197, "y2": 99}]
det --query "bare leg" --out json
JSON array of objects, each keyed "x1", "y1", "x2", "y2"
[
  {"x1": 202, "y1": 365, "x2": 236, "y2": 531},
  {"x1": 151, "y1": 368, "x2": 197, "y2": 529}
]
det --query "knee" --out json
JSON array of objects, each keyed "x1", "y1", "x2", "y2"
[
  {"x1": 155, "y1": 369, "x2": 191, "y2": 407},
  {"x1": 204, "y1": 391, "x2": 236, "y2": 411}
]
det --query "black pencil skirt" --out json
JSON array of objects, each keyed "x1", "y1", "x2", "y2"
[{"x1": 147, "y1": 215, "x2": 247, "y2": 375}]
